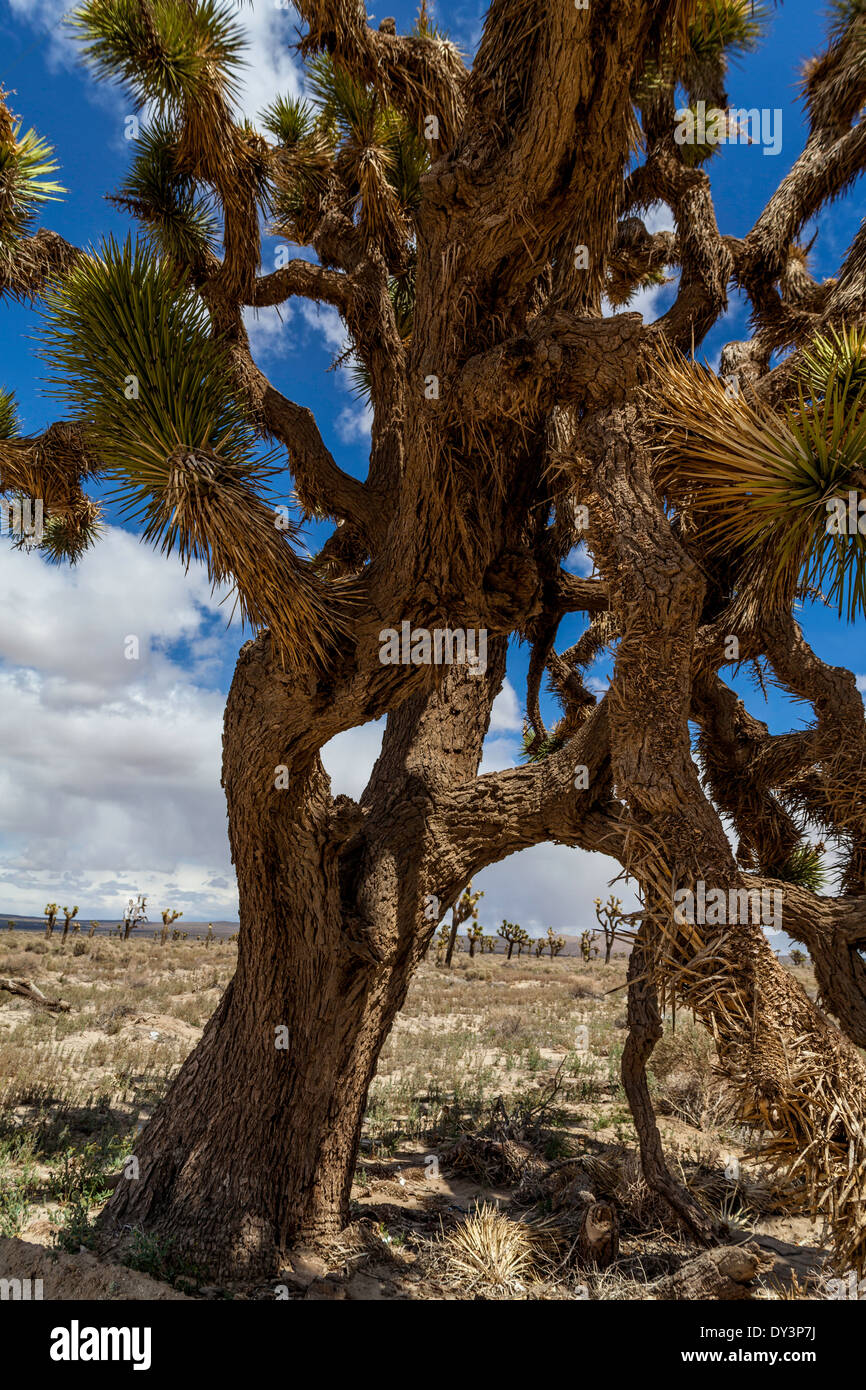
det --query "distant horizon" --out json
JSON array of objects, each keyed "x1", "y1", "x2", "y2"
[{"x1": 0, "y1": 912, "x2": 801, "y2": 954}]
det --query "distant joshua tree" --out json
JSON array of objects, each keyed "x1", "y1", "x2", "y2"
[
  {"x1": 497, "y1": 919, "x2": 522, "y2": 960},
  {"x1": 580, "y1": 929, "x2": 598, "y2": 964},
  {"x1": 790, "y1": 949, "x2": 807, "y2": 968},
  {"x1": 122, "y1": 895, "x2": 148, "y2": 941},
  {"x1": 544, "y1": 926, "x2": 566, "y2": 958},
  {"x1": 594, "y1": 894, "x2": 628, "y2": 964},
  {"x1": 444, "y1": 885, "x2": 483, "y2": 968},
  {"x1": 160, "y1": 908, "x2": 183, "y2": 946},
  {"x1": 44, "y1": 903, "x2": 58, "y2": 938},
  {"x1": 465, "y1": 919, "x2": 484, "y2": 959},
  {"x1": 433, "y1": 922, "x2": 460, "y2": 964},
  {"x1": 61, "y1": 905, "x2": 79, "y2": 941},
  {"x1": 513, "y1": 926, "x2": 531, "y2": 957}
]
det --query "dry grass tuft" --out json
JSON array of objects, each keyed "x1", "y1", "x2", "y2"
[{"x1": 444, "y1": 1203, "x2": 538, "y2": 1292}]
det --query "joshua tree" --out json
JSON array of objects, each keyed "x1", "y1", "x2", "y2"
[
  {"x1": 481, "y1": 933, "x2": 496, "y2": 954},
  {"x1": 444, "y1": 884, "x2": 483, "y2": 968},
  {"x1": 594, "y1": 894, "x2": 627, "y2": 964},
  {"x1": 790, "y1": 949, "x2": 807, "y2": 968},
  {"x1": 513, "y1": 925, "x2": 531, "y2": 957},
  {"x1": 122, "y1": 894, "x2": 148, "y2": 941},
  {"x1": 3, "y1": 0, "x2": 866, "y2": 1278},
  {"x1": 580, "y1": 929, "x2": 597, "y2": 964},
  {"x1": 160, "y1": 908, "x2": 183, "y2": 945},
  {"x1": 43, "y1": 903, "x2": 58, "y2": 938},
  {"x1": 433, "y1": 921, "x2": 460, "y2": 963},
  {"x1": 546, "y1": 927, "x2": 567, "y2": 958},
  {"x1": 465, "y1": 918, "x2": 484, "y2": 958},
  {"x1": 60, "y1": 905, "x2": 79, "y2": 941},
  {"x1": 497, "y1": 918, "x2": 522, "y2": 960}
]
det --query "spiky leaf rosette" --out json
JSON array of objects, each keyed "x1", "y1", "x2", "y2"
[
  {"x1": 650, "y1": 350, "x2": 866, "y2": 622},
  {"x1": 520, "y1": 720, "x2": 567, "y2": 763},
  {"x1": 39, "y1": 237, "x2": 341, "y2": 664},
  {"x1": 40, "y1": 497, "x2": 103, "y2": 565},
  {"x1": 800, "y1": 324, "x2": 866, "y2": 406},
  {"x1": 109, "y1": 118, "x2": 218, "y2": 270},
  {"x1": 265, "y1": 96, "x2": 335, "y2": 245},
  {"x1": 306, "y1": 54, "x2": 415, "y2": 256},
  {"x1": 777, "y1": 844, "x2": 828, "y2": 892},
  {"x1": 73, "y1": 4, "x2": 266, "y2": 301},
  {"x1": 0, "y1": 115, "x2": 65, "y2": 248},
  {"x1": 70, "y1": 0, "x2": 245, "y2": 122}
]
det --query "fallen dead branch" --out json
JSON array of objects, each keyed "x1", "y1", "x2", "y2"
[{"x1": 0, "y1": 976, "x2": 71, "y2": 1012}]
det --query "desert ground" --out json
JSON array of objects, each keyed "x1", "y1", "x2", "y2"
[{"x1": 0, "y1": 928, "x2": 832, "y2": 1300}]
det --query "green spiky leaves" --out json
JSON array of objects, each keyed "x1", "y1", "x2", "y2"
[
  {"x1": 39, "y1": 501, "x2": 103, "y2": 566},
  {"x1": 801, "y1": 325, "x2": 866, "y2": 407},
  {"x1": 777, "y1": 844, "x2": 828, "y2": 892},
  {"x1": 39, "y1": 235, "x2": 341, "y2": 663},
  {"x1": 520, "y1": 722, "x2": 567, "y2": 763},
  {"x1": 0, "y1": 388, "x2": 20, "y2": 442},
  {"x1": 651, "y1": 343, "x2": 866, "y2": 622},
  {"x1": 687, "y1": 0, "x2": 766, "y2": 64},
  {"x1": 70, "y1": 0, "x2": 246, "y2": 115},
  {"x1": 110, "y1": 118, "x2": 218, "y2": 267},
  {"x1": 261, "y1": 96, "x2": 319, "y2": 150},
  {"x1": 0, "y1": 119, "x2": 65, "y2": 248},
  {"x1": 267, "y1": 55, "x2": 428, "y2": 257},
  {"x1": 40, "y1": 236, "x2": 260, "y2": 485}
]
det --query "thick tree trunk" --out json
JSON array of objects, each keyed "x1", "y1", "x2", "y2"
[
  {"x1": 100, "y1": 822, "x2": 419, "y2": 1277},
  {"x1": 99, "y1": 638, "x2": 506, "y2": 1279},
  {"x1": 622, "y1": 942, "x2": 715, "y2": 1243},
  {"x1": 444, "y1": 907, "x2": 460, "y2": 966}
]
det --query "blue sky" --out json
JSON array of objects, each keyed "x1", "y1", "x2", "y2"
[{"x1": 0, "y1": 0, "x2": 862, "y2": 929}]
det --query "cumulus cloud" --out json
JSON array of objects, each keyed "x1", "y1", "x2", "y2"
[
  {"x1": 472, "y1": 842, "x2": 638, "y2": 936},
  {"x1": 232, "y1": 2, "x2": 302, "y2": 128},
  {"x1": 299, "y1": 302, "x2": 349, "y2": 354},
  {"x1": 0, "y1": 529, "x2": 242, "y2": 919},
  {"x1": 242, "y1": 303, "x2": 294, "y2": 361},
  {"x1": 8, "y1": 0, "x2": 303, "y2": 130},
  {"x1": 489, "y1": 678, "x2": 522, "y2": 733},
  {"x1": 335, "y1": 401, "x2": 374, "y2": 442}
]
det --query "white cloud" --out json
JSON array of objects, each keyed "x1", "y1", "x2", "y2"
[
  {"x1": 335, "y1": 401, "x2": 374, "y2": 442},
  {"x1": 472, "y1": 842, "x2": 638, "y2": 936},
  {"x1": 7, "y1": 0, "x2": 303, "y2": 130},
  {"x1": 563, "y1": 542, "x2": 595, "y2": 577},
  {"x1": 624, "y1": 275, "x2": 678, "y2": 323},
  {"x1": 321, "y1": 719, "x2": 386, "y2": 799},
  {"x1": 299, "y1": 301, "x2": 349, "y2": 355},
  {"x1": 7, "y1": 0, "x2": 78, "y2": 69},
  {"x1": 643, "y1": 202, "x2": 676, "y2": 236},
  {"x1": 242, "y1": 303, "x2": 293, "y2": 360},
  {"x1": 232, "y1": 3, "x2": 303, "y2": 127},
  {"x1": 489, "y1": 678, "x2": 522, "y2": 733},
  {"x1": 0, "y1": 528, "x2": 241, "y2": 919},
  {"x1": 856, "y1": 674, "x2": 865, "y2": 694}
]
